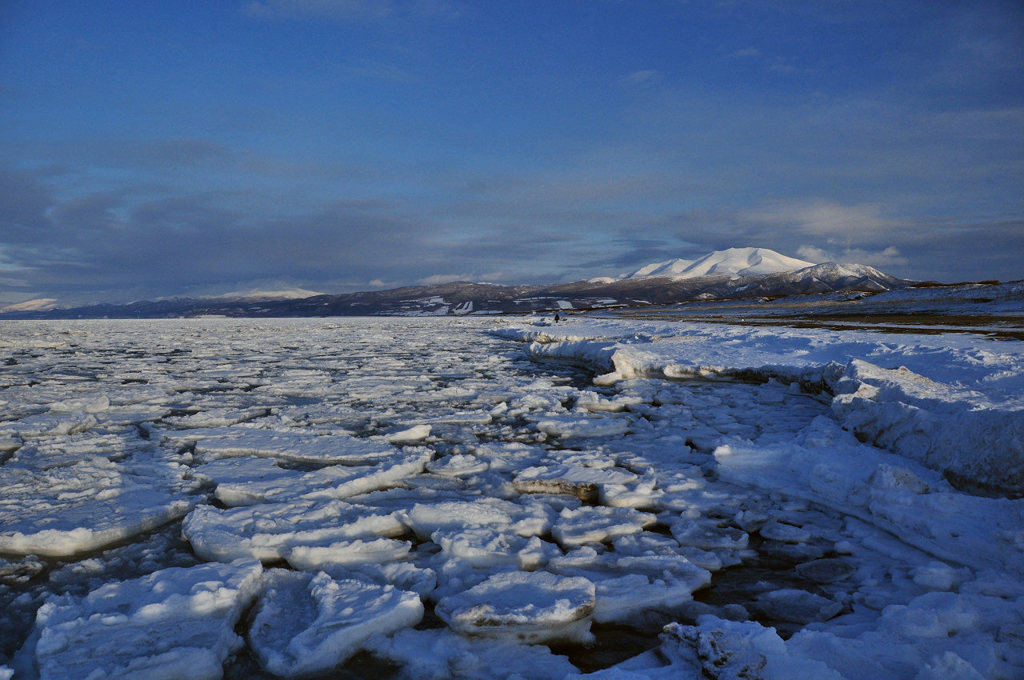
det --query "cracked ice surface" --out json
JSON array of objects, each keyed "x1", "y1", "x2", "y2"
[{"x1": 1, "y1": 316, "x2": 1022, "y2": 679}]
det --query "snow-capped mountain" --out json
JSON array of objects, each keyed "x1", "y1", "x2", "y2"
[
  {"x1": 0, "y1": 298, "x2": 59, "y2": 314},
  {"x1": 627, "y1": 247, "x2": 815, "y2": 280},
  {"x1": 209, "y1": 288, "x2": 323, "y2": 301}
]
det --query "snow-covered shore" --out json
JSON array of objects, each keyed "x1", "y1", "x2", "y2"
[{"x1": 497, "y1": 319, "x2": 1024, "y2": 496}]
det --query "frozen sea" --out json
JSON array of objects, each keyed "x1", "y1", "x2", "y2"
[{"x1": 1, "y1": 316, "x2": 1022, "y2": 679}]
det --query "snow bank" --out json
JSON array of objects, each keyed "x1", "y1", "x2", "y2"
[
  {"x1": 495, "y1": 319, "x2": 1024, "y2": 495},
  {"x1": 831, "y1": 359, "x2": 1024, "y2": 492},
  {"x1": 714, "y1": 416, "x2": 1024, "y2": 576}
]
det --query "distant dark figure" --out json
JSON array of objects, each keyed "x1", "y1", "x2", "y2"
[{"x1": 554, "y1": 313, "x2": 560, "y2": 323}]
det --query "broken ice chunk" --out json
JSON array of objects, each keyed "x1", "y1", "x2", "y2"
[
  {"x1": 385, "y1": 424, "x2": 432, "y2": 443},
  {"x1": 662, "y1": 618, "x2": 845, "y2": 680},
  {"x1": 535, "y1": 415, "x2": 629, "y2": 439},
  {"x1": 574, "y1": 391, "x2": 644, "y2": 413},
  {"x1": 426, "y1": 453, "x2": 489, "y2": 477},
  {"x1": 48, "y1": 393, "x2": 111, "y2": 414},
  {"x1": 365, "y1": 627, "x2": 580, "y2": 680},
  {"x1": 513, "y1": 462, "x2": 637, "y2": 503},
  {"x1": 0, "y1": 451, "x2": 196, "y2": 557},
  {"x1": 435, "y1": 570, "x2": 596, "y2": 644},
  {"x1": 163, "y1": 427, "x2": 398, "y2": 466},
  {"x1": 401, "y1": 497, "x2": 554, "y2": 541},
  {"x1": 26, "y1": 559, "x2": 263, "y2": 680},
  {"x1": 284, "y1": 537, "x2": 413, "y2": 570},
  {"x1": 181, "y1": 499, "x2": 406, "y2": 562},
  {"x1": 753, "y1": 588, "x2": 844, "y2": 624},
  {"x1": 430, "y1": 527, "x2": 562, "y2": 572},
  {"x1": 601, "y1": 477, "x2": 665, "y2": 510},
  {"x1": 188, "y1": 455, "x2": 284, "y2": 488},
  {"x1": 912, "y1": 561, "x2": 959, "y2": 591},
  {"x1": 209, "y1": 449, "x2": 432, "y2": 505},
  {"x1": 549, "y1": 546, "x2": 712, "y2": 625},
  {"x1": 551, "y1": 506, "x2": 657, "y2": 548},
  {"x1": 795, "y1": 558, "x2": 857, "y2": 584},
  {"x1": 334, "y1": 562, "x2": 438, "y2": 598},
  {"x1": 249, "y1": 570, "x2": 422, "y2": 678},
  {"x1": 914, "y1": 651, "x2": 987, "y2": 680},
  {"x1": 671, "y1": 519, "x2": 749, "y2": 551},
  {"x1": 432, "y1": 527, "x2": 524, "y2": 568},
  {"x1": 162, "y1": 406, "x2": 268, "y2": 428},
  {"x1": 760, "y1": 520, "x2": 813, "y2": 544},
  {"x1": 0, "y1": 412, "x2": 97, "y2": 438}
]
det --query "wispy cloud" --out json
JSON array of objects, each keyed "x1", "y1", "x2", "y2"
[
  {"x1": 416, "y1": 273, "x2": 472, "y2": 285},
  {"x1": 242, "y1": 0, "x2": 459, "y2": 22},
  {"x1": 740, "y1": 200, "x2": 896, "y2": 238},
  {"x1": 243, "y1": 0, "x2": 395, "y2": 21},
  {"x1": 796, "y1": 244, "x2": 908, "y2": 268},
  {"x1": 624, "y1": 70, "x2": 662, "y2": 86},
  {"x1": 728, "y1": 47, "x2": 760, "y2": 59}
]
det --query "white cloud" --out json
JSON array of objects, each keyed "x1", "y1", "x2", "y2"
[
  {"x1": 744, "y1": 200, "x2": 895, "y2": 237},
  {"x1": 243, "y1": 0, "x2": 396, "y2": 21},
  {"x1": 797, "y1": 244, "x2": 908, "y2": 268},
  {"x1": 728, "y1": 47, "x2": 761, "y2": 59},
  {"x1": 417, "y1": 273, "x2": 472, "y2": 285},
  {"x1": 624, "y1": 70, "x2": 662, "y2": 85},
  {"x1": 243, "y1": 0, "x2": 458, "y2": 21}
]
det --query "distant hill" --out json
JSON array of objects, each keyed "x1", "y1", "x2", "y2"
[{"x1": 0, "y1": 247, "x2": 914, "y2": 319}]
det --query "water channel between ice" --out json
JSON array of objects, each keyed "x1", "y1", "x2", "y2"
[{"x1": 0, "y1": 317, "x2": 1004, "y2": 678}]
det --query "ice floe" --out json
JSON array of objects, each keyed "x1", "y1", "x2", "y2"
[
  {"x1": 17, "y1": 559, "x2": 263, "y2": 680},
  {"x1": 181, "y1": 498, "x2": 407, "y2": 562},
  {"x1": 0, "y1": 435, "x2": 197, "y2": 557},
  {"x1": 435, "y1": 570, "x2": 596, "y2": 644},
  {"x1": 249, "y1": 570, "x2": 422, "y2": 677},
  {"x1": 1, "y1": 316, "x2": 1022, "y2": 680}
]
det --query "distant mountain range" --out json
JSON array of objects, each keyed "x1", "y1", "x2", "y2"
[{"x1": 0, "y1": 248, "x2": 912, "y2": 319}]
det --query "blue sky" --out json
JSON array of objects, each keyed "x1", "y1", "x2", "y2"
[{"x1": 1, "y1": 0, "x2": 1022, "y2": 305}]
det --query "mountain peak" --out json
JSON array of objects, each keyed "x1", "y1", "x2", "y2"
[{"x1": 626, "y1": 247, "x2": 815, "y2": 280}]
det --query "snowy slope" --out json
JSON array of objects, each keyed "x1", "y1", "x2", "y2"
[{"x1": 626, "y1": 247, "x2": 815, "y2": 280}]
